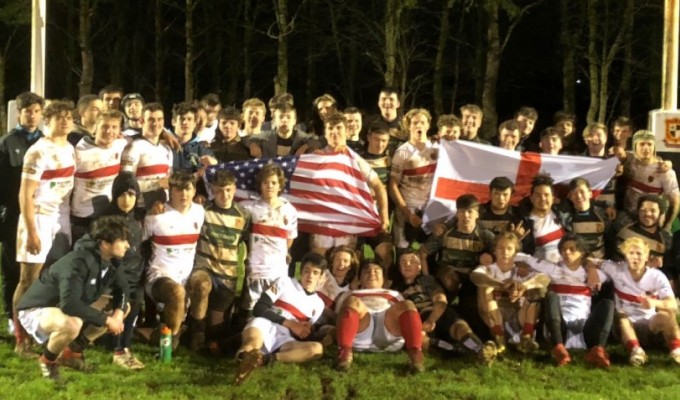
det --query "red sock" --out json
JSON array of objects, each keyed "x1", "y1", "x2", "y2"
[
  {"x1": 13, "y1": 315, "x2": 25, "y2": 342},
  {"x1": 626, "y1": 340, "x2": 640, "y2": 352},
  {"x1": 668, "y1": 339, "x2": 680, "y2": 351},
  {"x1": 398, "y1": 310, "x2": 423, "y2": 350},
  {"x1": 522, "y1": 323, "x2": 535, "y2": 335},
  {"x1": 337, "y1": 309, "x2": 360, "y2": 349},
  {"x1": 491, "y1": 325, "x2": 503, "y2": 337},
  {"x1": 62, "y1": 347, "x2": 82, "y2": 358}
]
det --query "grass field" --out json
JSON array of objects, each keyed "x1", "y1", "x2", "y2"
[{"x1": 2, "y1": 327, "x2": 680, "y2": 400}]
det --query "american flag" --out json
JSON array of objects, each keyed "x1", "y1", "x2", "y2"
[{"x1": 205, "y1": 153, "x2": 381, "y2": 237}]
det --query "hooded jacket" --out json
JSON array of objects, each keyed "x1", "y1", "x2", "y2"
[{"x1": 17, "y1": 235, "x2": 129, "y2": 327}]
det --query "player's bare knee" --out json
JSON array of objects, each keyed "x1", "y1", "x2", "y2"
[
  {"x1": 341, "y1": 296, "x2": 364, "y2": 312},
  {"x1": 309, "y1": 342, "x2": 324, "y2": 359},
  {"x1": 65, "y1": 317, "x2": 83, "y2": 338}
]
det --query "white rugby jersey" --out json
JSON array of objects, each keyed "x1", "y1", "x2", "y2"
[
  {"x1": 473, "y1": 262, "x2": 537, "y2": 287},
  {"x1": 316, "y1": 269, "x2": 350, "y2": 308},
  {"x1": 71, "y1": 138, "x2": 127, "y2": 217},
  {"x1": 624, "y1": 162, "x2": 680, "y2": 213},
  {"x1": 601, "y1": 260, "x2": 675, "y2": 322},
  {"x1": 240, "y1": 198, "x2": 297, "y2": 279},
  {"x1": 144, "y1": 203, "x2": 205, "y2": 285},
  {"x1": 21, "y1": 138, "x2": 75, "y2": 216},
  {"x1": 390, "y1": 141, "x2": 438, "y2": 209},
  {"x1": 335, "y1": 288, "x2": 403, "y2": 316},
  {"x1": 529, "y1": 212, "x2": 564, "y2": 263},
  {"x1": 120, "y1": 137, "x2": 173, "y2": 207},
  {"x1": 265, "y1": 276, "x2": 324, "y2": 323},
  {"x1": 515, "y1": 253, "x2": 606, "y2": 322}
]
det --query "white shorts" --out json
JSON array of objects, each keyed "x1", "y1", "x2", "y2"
[
  {"x1": 16, "y1": 213, "x2": 61, "y2": 264},
  {"x1": 353, "y1": 310, "x2": 404, "y2": 352},
  {"x1": 17, "y1": 307, "x2": 50, "y2": 344},
  {"x1": 309, "y1": 234, "x2": 358, "y2": 251},
  {"x1": 246, "y1": 317, "x2": 296, "y2": 354}
]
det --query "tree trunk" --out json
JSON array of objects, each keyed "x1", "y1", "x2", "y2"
[
  {"x1": 78, "y1": 0, "x2": 94, "y2": 97},
  {"x1": 328, "y1": 0, "x2": 349, "y2": 101},
  {"x1": 384, "y1": 0, "x2": 402, "y2": 87},
  {"x1": 560, "y1": 0, "x2": 576, "y2": 113},
  {"x1": 154, "y1": 0, "x2": 163, "y2": 102},
  {"x1": 110, "y1": 0, "x2": 127, "y2": 85},
  {"x1": 274, "y1": 0, "x2": 289, "y2": 94},
  {"x1": 586, "y1": 0, "x2": 600, "y2": 124},
  {"x1": 433, "y1": 0, "x2": 455, "y2": 116},
  {"x1": 185, "y1": 0, "x2": 194, "y2": 101},
  {"x1": 481, "y1": 0, "x2": 500, "y2": 140},
  {"x1": 242, "y1": 0, "x2": 254, "y2": 99},
  {"x1": 619, "y1": 0, "x2": 635, "y2": 117},
  {"x1": 225, "y1": 0, "x2": 240, "y2": 105},
  {"x1": 449, "y1": 9, "x2": 465, "y2": 113},
  {"x1": 0, "y1": 53, "x2": 5, "y2": 134}
]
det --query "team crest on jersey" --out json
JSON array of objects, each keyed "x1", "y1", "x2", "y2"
[
  {"x1": 270, "y1": 284, "x2": 279, "y2": 294},
  {"x1": 283, "y1": 216, "x2": 289, "y2": 225},
  {"x1": 194, "y1": 222, "x2": 199, "y2": 230},
  {"x1": 648, "y1": 176, "x2": 654, "y2": 183}
]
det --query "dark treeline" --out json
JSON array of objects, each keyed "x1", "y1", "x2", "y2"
[{"x1": 0, "y1": 0, "x2": 667, "y2": 136}]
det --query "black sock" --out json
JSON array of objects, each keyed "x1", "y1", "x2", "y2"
[
  {"x1": 43, "y1": 346, "x2": 58, "y2": 362},
  {"x1": 68, "y1": 333, "x2": 90, "y2": 353}
]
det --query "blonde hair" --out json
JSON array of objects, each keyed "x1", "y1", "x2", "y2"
[
  {"x1": 401, "y1": 108, "x2": 432, "y2": 131},
  {"x1": 619, "y1": 237, "x2": 650, "y2": 257},
  {"x1": 494, "y1": 231, "x2": 521, "y2": 253}
]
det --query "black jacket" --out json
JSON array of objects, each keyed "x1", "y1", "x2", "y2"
[{"x1": 17, "y1": 236, "x2": 129, "y2": 327}]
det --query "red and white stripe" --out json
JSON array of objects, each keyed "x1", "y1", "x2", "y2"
[
  {"x1": 287, "y1": 151, "x2": 381, "y2": 237},
  {"x1": 144, "y1": 203, "x2": 205, "y2": 285},
  {"x1": 71, "y1": 138, "x2": 127, "y2": 217}
]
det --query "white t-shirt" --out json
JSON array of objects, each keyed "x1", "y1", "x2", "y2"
[
  {"x1": 21, "y1": 138, "x2": 75, "y2": 216},
  {"x1": 601, "y1": 260, "x2": 675, "y2": 322},
  {"x1": 265, "y1": 277, "x2": 325, "y2": 323},
  {"x1": 390, "y1": 141, "x2": 438, "y2": 209},
  {"x1": 144, "y1": 203, "x2": 205, "y2": 285},
  {"x1": 121, "y1": 137, "x2": 173, "y2": 208},
  {"x1": 529, "y1": 212, "x2": 564, "y2": 263},
  {"x1": 240, "y1": 198, "x2": 298, "y2": 279},
  {"x1": 71, "y1": 138, "x2": 127, "y2": 218}
]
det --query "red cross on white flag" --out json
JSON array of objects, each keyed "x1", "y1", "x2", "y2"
[{"x1": 422, "y1": 140, "x2": 620, "y2": 226}]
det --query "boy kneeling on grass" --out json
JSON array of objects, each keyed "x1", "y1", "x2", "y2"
[
  {"x1": 16, "y1": 216, "x2": 130, "y2": 381},
  {"x1": 471, "y1": 231, "x2": 550, "y2": 354},
  {"x1": 591, "y1": 237, "x2": 680, "y2": 366},
  {"x1": 235, "y1": 253, "x2": 327, "y2": 385}
]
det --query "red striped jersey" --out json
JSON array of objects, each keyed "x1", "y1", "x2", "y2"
[
  {"x1": 21, "y1": 138, "x2": 75, "y2": 216},
  {"x1": 143, "y1": 203, "x2": 205, "y2": 285},
  {"x1": 601, "y1": 260, "x2": 675, "y2": 322},
  {"x1": 623, "y1": 161, "x2": 679, "y2": 214},
  {"x1": 335, "y1": 288, "x2": 404, "y2": 315},
  {"x1": 529, "y1": 212, "x2": 564, "y2": 263},
  {"x1": 390, "y1": 141, "x2": 438, "y2": 208},
  {"x1": 240, "y1": 198, "x2": 297, "y2": 279},
  {"x1": 515, "y1": 253, "x2": 606, "y2": 322},
  {"x1": 71, "y1": 137, "x2": 127, "y2": 217},
  {"x1": 121, "y1": 137, "x2": 173, "y2": 208},
  {"x1": 316, "y1": 269, "x2": 350, "y2": 308},
  {"x1": 266, "y1": 276, "x2": 324, "y2": 323}
]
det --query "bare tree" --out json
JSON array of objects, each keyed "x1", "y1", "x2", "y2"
[
  {"x1": 480, "y1": 0, "x2": 542, "y2": 140},
  {"x1": 0, "y1": 0, "x2": 30, "y2": 133},
  {"x1": 433, "y1": 0, "x2": 455, "y2": 116},
  {"x1": 78, "y1": 0, "x2": 95, "y2": 96},
  {"x1": 585, "y1": 0, "x2": 634, "y2": 124}
]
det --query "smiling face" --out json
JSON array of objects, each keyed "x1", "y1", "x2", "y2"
[
  {"x1": 398, "y1": 253, "x2": 421, "y2": 282},
  {"x1": 325, "y1": 122, "x2": 347, "y2": 150},
  {"x1": 359, "y1": 262, "x2": 384, "y2": 289},
  {"x1": 47, "y1": 111, "x2": 74, "y2": 138},
  {"x1": 95, "y1": 117, "x2": 121, "y2": 148},
  {"x1": 331, "y1": 250, "x2": 353, "y2": 283},
  {"x1": 638, "y1": 200, "x2": 661, "y2": 228},
  {"x1": 568, "y1": 184, "x2": 591, "y2": 212},
  {"x1": 531, "y1": 185, "x2": 554, "y2": 213},
  {"x1": 498, "y1": 128, "x2": 520, "y2": 150},
  {"x1": 461, "y1": 110, "x2": 481, "y2": 139},
  {"x1": 378, "y1": 92, "x2": 400, "y2": 120},
  {"x1": 173, "y1": 112, "x2": 197, "y2": 139}
]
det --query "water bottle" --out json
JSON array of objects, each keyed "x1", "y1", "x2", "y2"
[{"x1": 159, "y1": 326, "x2": 172, "y2": 363}]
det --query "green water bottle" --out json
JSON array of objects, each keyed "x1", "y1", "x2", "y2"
[{"x1": 159, "y1": 326, "x2": 172, "y2": 363}]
